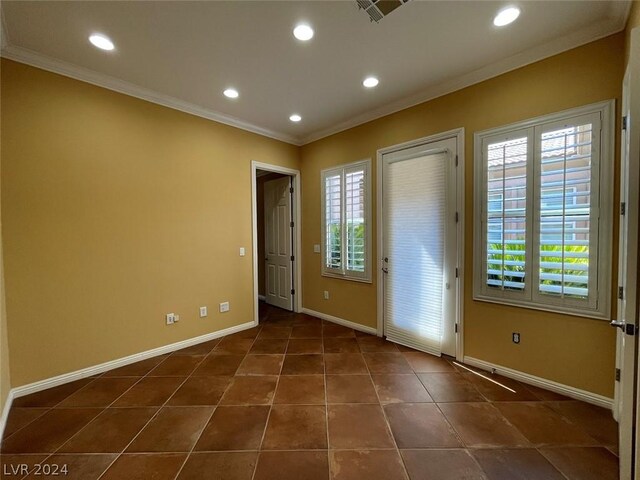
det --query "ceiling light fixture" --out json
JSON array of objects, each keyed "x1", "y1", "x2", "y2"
[
  {"x1": 493, "y1": 6, "x2": 520, "y2": 27},
  {"x1": 363, "y1": 76, "x2": 379, "y2": 88},
  {"x1": 223, "y1": 88, "x2": 239, "y2": 99},
  {"x1": 293, "y1": 24, "x2": 314, "y2": 41},
  {"x1": 289, "y1": 114, "x2": 302, "y2": 122},
  {"x1": 89, "y1": 33, "x2": 115, "y2": 51}
]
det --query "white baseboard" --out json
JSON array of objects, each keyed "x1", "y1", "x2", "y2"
[
  {"x1": 301, "y1": 308, "x2": 378, "y2": 336},
  {"x1": 258, "y1": 294, "x2": 266, "y2": 302},
  {"x1": 11, "y1": 320, "x2": 257, "y2": 400},
  {"x1": 463, "y1": 356, "x2": 614, "y2": 410}
]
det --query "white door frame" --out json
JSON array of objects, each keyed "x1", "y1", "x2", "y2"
[
  {"x1": 251, "y1": 161, "x2": 302, "y2": 324},
  {"x1": 376, "y1": 128, "x2": 465, "y2": 361}
]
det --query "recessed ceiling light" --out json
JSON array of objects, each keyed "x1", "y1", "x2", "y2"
[
  {"x1": 493, "y1": 6, "x2": 520, "y2": 27},
  {"x1": 293, "y1": 24, "x2": 314, "y2": 41},
  {"x1": 289, "y1": 114, "x2": 302, "y2": 122},
  {"x1": 223, "y1": 88, "x2": 239, "y2": 99},
  {"x1": 89, "y1": 34, "x2": 115, "y2": 51},
  {"x1": 363, "y1": 76, "x2": 379, "y2": 88}
]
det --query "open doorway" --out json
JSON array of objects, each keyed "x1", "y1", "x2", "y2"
[{"x1": 251, "y1": 161, "x2": 302, "y2": 325}]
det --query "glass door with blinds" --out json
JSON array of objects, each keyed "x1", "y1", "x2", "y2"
[{"x1": 381, "y1": 137, "x2": 458, "y2": 357}]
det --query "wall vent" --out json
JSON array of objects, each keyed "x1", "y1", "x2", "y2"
[{"x1": 357, "y1": 0, "x2": 411, "y2": 23}]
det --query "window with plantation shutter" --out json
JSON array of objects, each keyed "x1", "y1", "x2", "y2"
[
  {"x1": 321, "y1": 159, "x2": 371, "y2": 282},
  {"x1": 474, "y1": 101, "x2": 614, "y2": 319}
]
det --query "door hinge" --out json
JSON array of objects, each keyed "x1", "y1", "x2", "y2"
[
  {"x1": 290, "y1": 187, "x2": 294, "y2": 194},
  {"x1": 621, "y1": 202, "x2": 626, "y2": 216},
  {"x1": 290, "y1": 221, "x2": 294, "y2": 228},
  {"x1": 619, "y1": 286, "x2": 624, "y2": 300},
  {"x1": 455, "y1": 212, "x2": 459, "y2": 223},
  {"x1": 622, "y1": 115, "x2": 627, "y2": 130},
  {"x1": 454, "y1": 324, "x2": 458, "y2": 334},
  {"x1": 455, "y1": 267, "x2": 459, "y2": 278},
  {"x1": 455, "y1": 155, "x2": 459, "y2": 167},
  {"x1": 290, "y1": 255, "x2": 295, "y2": 261},
  {"x1": 615, "y1": 368, "x2": 621, "y2": 382},
  {"x1": 291, "y1": 289, "x2": 295, "y2": 295}
]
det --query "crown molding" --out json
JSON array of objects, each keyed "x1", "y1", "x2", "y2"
[
  {"x1": 0, "y1": 45, "x2": 302, "y2": 146},
  {"x1": 300, "y1": 14, "x2": 627, "y2": 145}
]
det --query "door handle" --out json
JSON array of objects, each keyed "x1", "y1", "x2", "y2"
[
  {"x1": 610, "y1": 319, "x2": 626, "y2": 330},
  {"x1": 610, "y1": 319, "x2": 638, "y2": 336}
]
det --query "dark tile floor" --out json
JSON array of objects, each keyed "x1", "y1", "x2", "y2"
[{"x1": 0, "y1": 303, "x2": 619, "y2": 479}]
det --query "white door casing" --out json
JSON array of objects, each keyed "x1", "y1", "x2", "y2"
[
  {"x1": 264, "y1": 176, "x2": 293, "y2": 310},
  {"x1": 379, "y1": 135, "x2": 460, "y2": 357}
]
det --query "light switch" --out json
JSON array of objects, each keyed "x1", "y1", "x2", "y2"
[
  {"x1": 313, "y1": 244, "x2": 321, "y2": 253},
  {"x1": 239, "y1": 247, "x2": 246, "y2": 256}
]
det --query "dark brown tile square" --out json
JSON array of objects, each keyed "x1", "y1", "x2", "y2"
[
  {"x1": 462, "y1": 372, "x2": 539, "y2": 401},
  {"x1": 173, "y1": 339, "x2": 220, "y2": 355},
  {"x1": 262, "y1": 405, "x2": 327, "y2": 450},
  {"x1": 494, "y1": 402, "x2": 598, "y2": 446},
  {"x1": 546, "y1": 401, "x2": 618, "y2": 446},
  {"x1": 194, "y1": 406, "x2": 270, "y2": 451},
  {"x1": 12, "y1": 378, "x2": 94, "y2": 408},
  {"x1": 192, "y1": 355, "x2": 244, "y2": 376},
  {"x1": 324, "y1": 354, "x2": 369, "y2": 374},
  {"x1": 24, "y1": 454, "x2": 117, "y2": 480},
  {"x1": 112, "y1": 377, "x2": 184, "y2": 406},
  {"x1": 167, "y1": 376, "x2": 232, "y2": 406},
  {"x1": 287, "y1": 338, "x2": 323, "y2": 354},
  {"x1": 57, "y1": 378, "x2": 138, "y2": 407},
  {"x1": 236, "y1": 355, "x2": 284, "y2": 375},
  {"x1": 127, "y1": 406, "x2": 213, "y2": 452},
  {"x1": 402, "y1": 352, "x2": 454, "y2": 372},
  {"x1": 539, "y1": 447, "x2": 619, "y2": 480},
  {"x1": 177, "y1": 452, "x2": 258, "y2": 480},
  {"x1": 213, "y1": 337, "x2": 255, "y2": 354},
  {"x1": 3, "y1": 408, "x2": 48, "y2": 438},
  {"x1": 417, "y1": 372, "x2": 485, "y2": 402},
  {"x1": 401, "y1": 449, "x2": 487, "y2": 480},
  {"x1": 328, "y1": 404, "x2": 394, "y2": 449},
  {"x1": 472, "y1": 448, "x2": 565, "y2": 480},
  {"x1": 324, "y1": 338, "x2": 360, "y2": 353},
  {"x1": 100, "y1": 453, "x2": 186, "y2": 480},
  {"x1": 225, "y1": 326, "x2": 262, "y2": 340},
  {"x1": 102, "y1": 356, "x2": 168, "y2": 377},
  {"x1": 148, "y1": 355, "x2": 204, "y2": 376},
  {"x1": 250, "y1": 339, "x2": 288, "y2": 354},
  {"x1": 363, "y1": 353, "x2": 412, "y2": 374},
  {"x1": 2, "y1": 408, "x2": 102, "y2": 453},
  {"x1": 323, "y1": 324, "x2": 356, "y2": 337},
  {"x1": 384, "y1": 403, "x2": 461, "y2": 448},
  {"x1": 281, "y1": 354, "x2": 324, "y2": 375},
  {"x1": 357, "y1": 337, "x2": 399, "y2": 352},
  {"x1": 254, "y1": 451, "x2": 329, "y2": 480},
  {"x1": 371, "y1": 375, "x2": 432, "y2": 403},
  {"x1": 58, "y1": 407, "x2": 157, "y2": 453},
  {"x1": 274, "y1": 375, "x2": 325, "y2": 404},
  {"x1": 291, "y1": 325, "x2": 322, "y2": 338},
  {"x1": 219, "y1": 376, "x2": 278, "y2": 405},
  {"x1": 330, "y1": 450, "x2": 407, "y2": 480},
  {"x1": 258, "y1": 326, "x2": 292, "y2": 339},
  {"x1": 439, "y1": 403, "x2": 530, "y2": 448},
  {"x1": 326, "y1": 375, "x2": 378, "y2": 403},
  {"x1": 292, "y1": 314, "x2": 322, "y2": 326}
]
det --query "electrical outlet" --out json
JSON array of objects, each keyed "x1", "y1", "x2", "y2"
[
  {"x1": 323, "y1": 291, "x2": 329, "y2": 300},
  {"x1": 166, "y1": 313, "x2": 176, "y2": 325},
  {"x1": 220, "y1": 302, "x2": 230, "y2": 313},
  {"x1": 239, "y1": 247, "x2": 245, "y2": 256},
  {"x1": 512, "y1": 332, "x2": 520, "y2": 344},
  {"x1": 200, "y1": 306, "x2": 208, "y2": 318}
]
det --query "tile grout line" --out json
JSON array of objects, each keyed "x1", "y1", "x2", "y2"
[{"x1": 322, "y1": 323, "x2": 331, "y2": 479}]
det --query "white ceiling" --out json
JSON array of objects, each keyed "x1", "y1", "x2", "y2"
[{"x1": 0, "y1": 1, "x2": 630, "y2": 145}]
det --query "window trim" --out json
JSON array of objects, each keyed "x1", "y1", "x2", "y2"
[
  {"x1": 473, "y1": 100, "x2": 614, "y2": 320},
  {"x1": 320, "y1": 158, "x2": 372, "y2": 283}
]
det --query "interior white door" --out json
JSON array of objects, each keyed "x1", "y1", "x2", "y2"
[
  {"x1": 382, "y1": 137, "x2": 458, "y2": 356},
  {"x1": 615, "y1": 26, "x2": 640, "y2": 480},
  {"x1": 264, "y1": 176, "x2": 293, "y2": 310}
]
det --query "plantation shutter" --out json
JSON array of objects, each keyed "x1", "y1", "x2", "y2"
[
  {"x1": 345, "y1": 165, "x2": 367, "y2": 274},
  {"x1": 324, "y1": 172, "x2": 342, "y2": 272}
]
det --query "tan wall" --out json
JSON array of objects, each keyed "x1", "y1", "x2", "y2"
[
  {"x1": 1, "y1": 59, "x2": 299, "y2": 387},
  {"x1": 300, "y1": 33, "x2": 624, "y2": 397},
  {"x1": 0, "y1": 91, "x2": 11, "y2": 412},
  {"x1": 626, "y1": 1, "x2": 640, "y2": 63}
]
